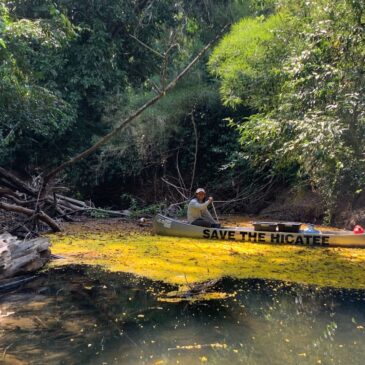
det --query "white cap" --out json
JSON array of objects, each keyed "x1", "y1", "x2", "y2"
[{"x1": 195, "y1": 188, "x2": 206, "y2": 194}]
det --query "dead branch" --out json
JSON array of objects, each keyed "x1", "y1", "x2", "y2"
[
  {"x1": 176, "y1": 149, "x2": 187, "y2": 192},
  {"x1": 162, "y1": 278, "x2": 220, "y2": 300},
  {"x1": 56, "y1": 195, "x2": 90, "y2": 207},
  {"x1": 0, "y1": 187, "x2": 19, "y2": 197},
  {"x1": 162, "y1": 108, "x2": 198, "y2": 201},
  {"x1": 189, "y1": 108, "x2": 198, "y2": 195},
  {"x1": 161, "y1": 177, "x2": 189, "y2": 200},
  {"x1": 0, "y1": 201, "x2": 61, "y2": 232},
  {"x1": 147, "y1": 77, "x2": 162, "y2": 94},
  {"x1": 0, "y1": 167, "x2": 37, "y2": 197},
  {"x1": 0, "y1": 275, "x2": 37, "y2": 292},
  {"x1": 128, "y1": 33, "x2": 164, "y2": 58}
]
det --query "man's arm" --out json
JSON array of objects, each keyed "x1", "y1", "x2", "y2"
[{"x1": 189, "y1": 199, "x2": 210, "y2": 210}]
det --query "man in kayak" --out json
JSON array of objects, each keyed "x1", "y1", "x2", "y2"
[{"x1": 187, "y1": 188, "x2": 220, "y2": 228}]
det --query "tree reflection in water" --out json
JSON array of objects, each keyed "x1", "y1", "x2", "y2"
[{"x1": 0, "y1": 265, "x2": 365, "y2": 365}]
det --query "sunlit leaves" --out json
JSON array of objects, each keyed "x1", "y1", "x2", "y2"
[
  {"x1": 208, "y1": 12, "x2": 295, "y2": 110},
  {"x1": 210, "y1": 0, "x2": 365, "y2": 219}
]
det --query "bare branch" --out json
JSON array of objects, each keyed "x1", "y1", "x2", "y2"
[
  {"x1": 0, "y1": 167, "x2": 37, "y2": 197},
  {"x1": 147, "y1": 77, "x2": 162, "y2": 94},
  {"x1": 128, "y1": 33, "x2": 164, "y2": 58},
  {"x1": 189, "y1": 108, "x2": 198, "y2": 195},
  {"x1": 0, "y1": 201, "x2": 61, "y2": 232},
  {"x1": 176, "y1": 149, "x2": 187, "y2": 193},
  {"x1": 161, "y1": 177, "x2": 189, "y2": 200}
]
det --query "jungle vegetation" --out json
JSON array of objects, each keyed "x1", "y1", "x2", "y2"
[{"x1": 0, "y1": 0, "x2": 364, "y2": 223}]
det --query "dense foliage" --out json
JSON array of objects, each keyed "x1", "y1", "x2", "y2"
[
  {"x1": 0, "y1": 2, "x2": 75, "y2": 168},
  {"x1": 209, "y1": 0, "x2": 365, "y2": 220},
  {"x1": 0, "y1": 0, "x2": 250, "y2": 206},
  {"x1": 1, "y1": 0, "x2": 364, "y2": 219}
]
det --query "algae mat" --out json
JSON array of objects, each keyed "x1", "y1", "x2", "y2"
[{"x1": 49, "y1": 220, "x2": 365, "y2": 289}]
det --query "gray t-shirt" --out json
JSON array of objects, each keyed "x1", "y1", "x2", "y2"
[{"x1": 187, "y1": 198, "x2": 215, "y2": 224}]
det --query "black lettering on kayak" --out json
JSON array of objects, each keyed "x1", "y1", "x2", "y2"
[
  {"x1": 248, "y1": 232, "x2": 257, "y2": 243},
  {"x1": 322, "y1": 236, "x2": 330, "y2": 246},
  {"x1": 258, "y1": 233, "x2": 265, "y2": 243},
  {"x1": 313, "y1": 236, "x2": 321, "y2": 245},
  {"x1": 219, "y1": 231, "x2": 227, "y2": 239},
  {"x1": 204, "y1": 228, "x2": 330, "y2": 246},
  {"x1": 295, "y1": 236, "x2": 304, "y2": 245},
  {"x1": 203, "y1": 229, "x2": 210, "y2": 239},
  {"x1": 211, "y1": 230, "x2": 219, "y2": 239},
  {"x1": 304, "y1": 236, "x2": 312, "y2": 245},
  {"x1": 271, "y1": 234, "x2": 280, "y2": 243}
]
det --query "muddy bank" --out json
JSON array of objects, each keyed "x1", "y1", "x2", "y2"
[
  {"x1": 257, "y1": 188, "x2": 365, "y2": 230},
  {"x1": 259, "y1": 189, "x2": 324, "y2": 223}
]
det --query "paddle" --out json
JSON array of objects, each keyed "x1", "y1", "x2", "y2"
[{"x1": 211, "y1": 201, "x2": 220, "y2": 224}]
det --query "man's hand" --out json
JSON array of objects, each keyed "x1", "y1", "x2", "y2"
[{"x1": 208, "y1": 197, "x2": 213, "y2": 203}]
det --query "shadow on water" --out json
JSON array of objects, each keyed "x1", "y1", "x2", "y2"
[{"x1": 1, "y1": 266, "x2": 365, "y2": 365}]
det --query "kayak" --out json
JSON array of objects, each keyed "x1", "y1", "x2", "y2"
[{"x1": 153, "y1": 214, "x2": 365, "y2": 248}]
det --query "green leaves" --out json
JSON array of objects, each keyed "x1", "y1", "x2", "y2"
[
  {"x1": 208, "y1": 12, "x2": 295, "y2": 111},
  {"x1": 210, "y1": 0, "x2": 365, "y2": 220},
  {"x1": 0, "y1": 2, "x2": 76, "y2": 167}
]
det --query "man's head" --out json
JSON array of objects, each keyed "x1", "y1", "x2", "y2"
[{"x1": 195, "y1": 188, "x2": 206, "y2": 202}]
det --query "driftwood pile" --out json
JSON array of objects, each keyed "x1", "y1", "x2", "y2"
[
  {"x1": 0, "y1": 167, "x2": 129, "y2": 236},
  {"x1": 0, "y1": 233, "x2": 51, "y2": 280}
]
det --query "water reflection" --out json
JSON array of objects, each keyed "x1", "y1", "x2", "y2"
[{"x1": 0, "y1": 266, "x2": 365, "y2": 364}]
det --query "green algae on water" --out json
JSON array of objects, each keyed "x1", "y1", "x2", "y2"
[{"x1": 49, "y1": 225, "x2": 365, "y2": 289}]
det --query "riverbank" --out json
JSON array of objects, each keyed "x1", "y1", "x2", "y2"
[{"x1": 48, "y1": 217, "x2": 365, "y2": 290}]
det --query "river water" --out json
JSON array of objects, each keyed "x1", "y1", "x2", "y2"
[{"x1": 1, "y1": 265, "x2": 365, "y2": 365}]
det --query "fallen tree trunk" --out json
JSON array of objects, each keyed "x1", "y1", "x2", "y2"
[
  {"x1": 0, "y1": 233, "x2": 51, "y2": 279},
  {"x1": 57, "y1": 195, "x2": 91, "y2": 208},
  {"x1": 0, "y1": 167, "x2": 37, "y2": 197},
  {"x1": 0, "y1": 201, "x2": 61, "y2": 232}
]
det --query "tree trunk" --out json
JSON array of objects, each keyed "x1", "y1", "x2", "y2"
[
  {"x1": 0, "y1": 233, "x2": 51, "y2": 279},
  {"x1": 0, "y1": 201, "x2": 61, "y2": 232}
]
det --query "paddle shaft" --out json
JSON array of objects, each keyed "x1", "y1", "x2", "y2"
[{"x1": 211, "y1": 202, "x2": 219, "y2": 223}]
